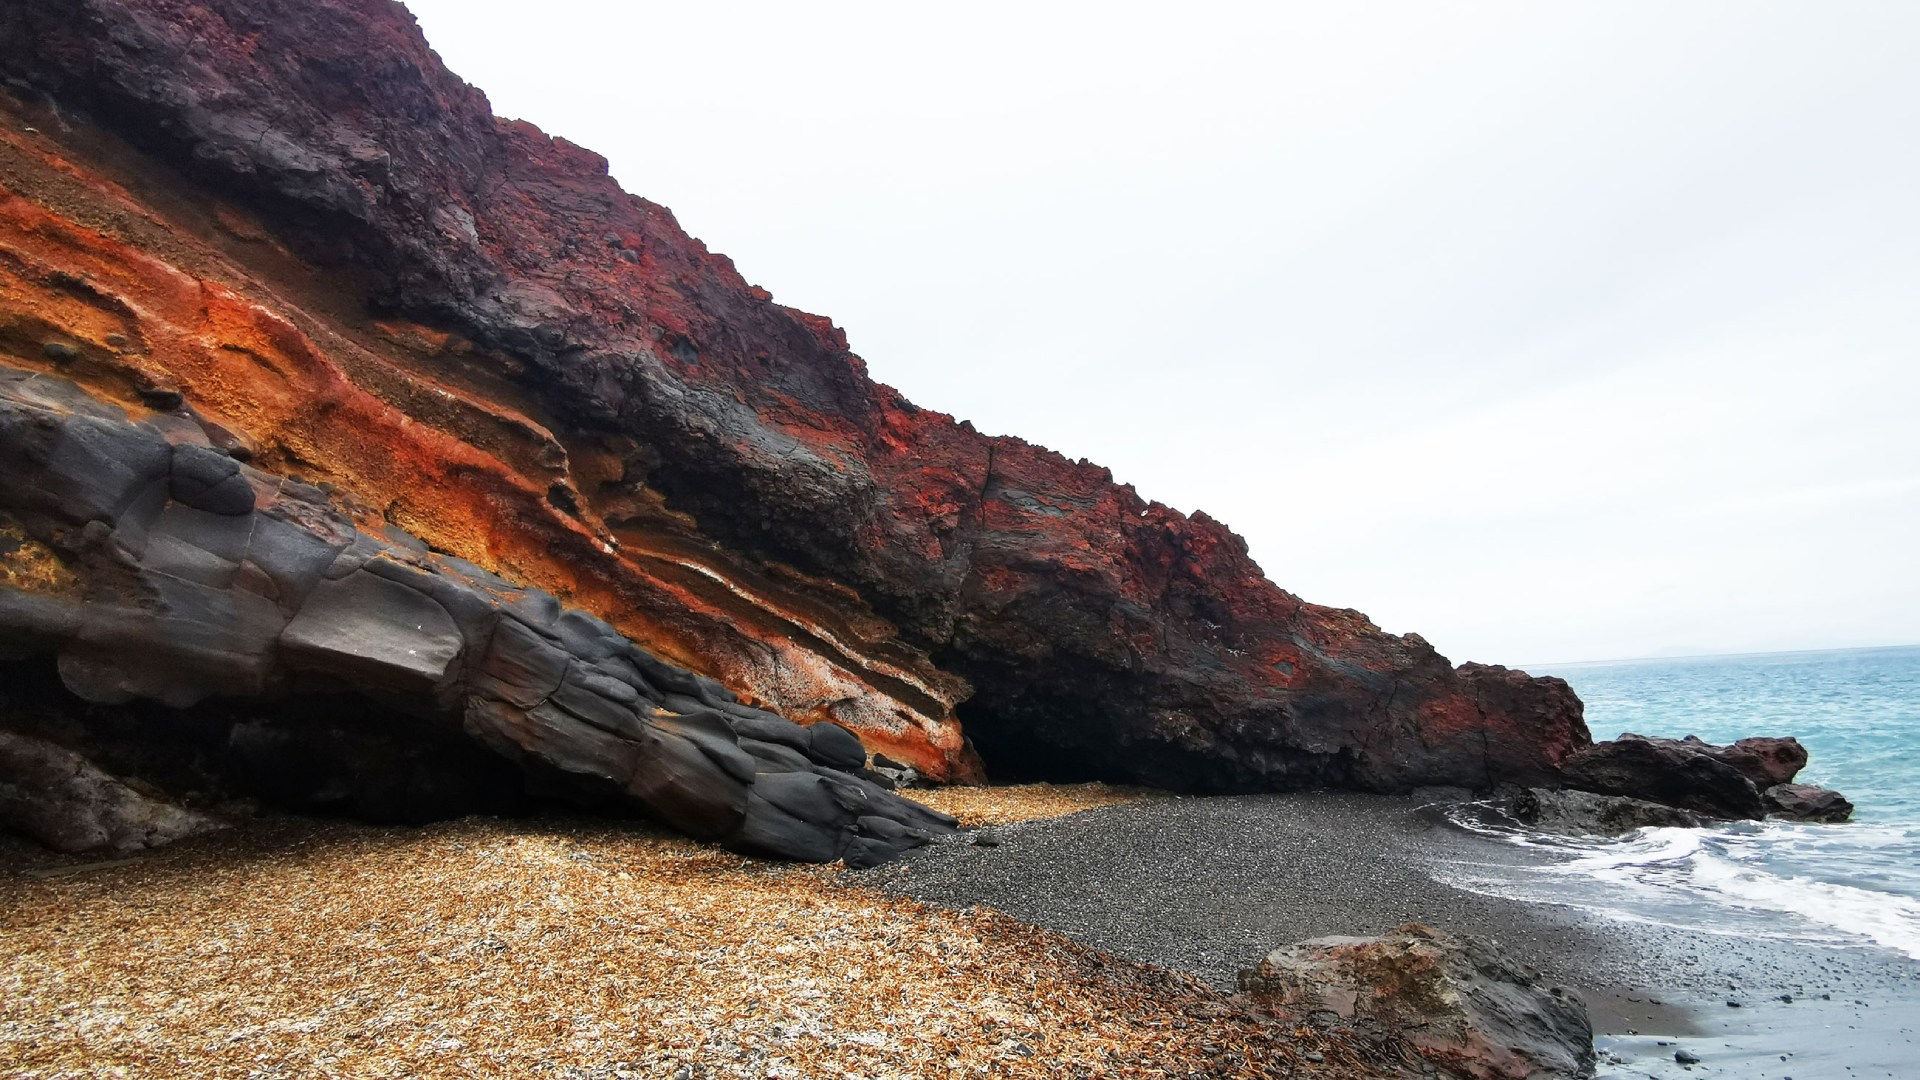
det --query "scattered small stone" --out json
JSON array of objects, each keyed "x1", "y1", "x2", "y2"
[
  {"x1": 672, "y1": 1067, "x2": 691, "y2": 1080},
  {"x1": 1779, "y1": 993, "x2": 1793, "y2": 1003},
  {"x1": 1726, "y1": 999, "x2": 1742, "y2": 1007},
  {"x1": 970, "y1": 828, "x2": 1002, "y2": 847},
  {"x1": 41, "y1": 341, "x2": 78, "y2": 362},
  {"x1": 1304, "y1": 1051, "x2": 1324, "y2": 1063},
  {"x1": 226, "y1": 444, "x2": 253, "y2": 462},
  {"x1": 104, "y1": 333, "x2": 128, "y2": 348},
  {"x1": 1675, "y1": 1048, "x2": 1701, "y2": 1064}
]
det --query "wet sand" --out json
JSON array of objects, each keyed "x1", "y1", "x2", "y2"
[{"x1": 868, "y1": 793, "x2": 1920, "y2": 1079}]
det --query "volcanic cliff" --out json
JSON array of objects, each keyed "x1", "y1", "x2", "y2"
[{"x1": 0, "y1": 0, "x2": 1596, "y2": 860}]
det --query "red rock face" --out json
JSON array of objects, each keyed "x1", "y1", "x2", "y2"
[{"x1": 0, "y1": 0, "x2": 1590, "y2": 791}]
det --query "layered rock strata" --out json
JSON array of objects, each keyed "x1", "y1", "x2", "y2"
[
  {"x1": 0, "y1": 365, "x2": 954, "y2": 863},
  {"x1": 0, "y1": 0, "x2": 1594, "y2": 803}
]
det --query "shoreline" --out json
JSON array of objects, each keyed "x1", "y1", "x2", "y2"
[{"x1": 869, "y1": 791, "x2": 1920, "y2": 1078}]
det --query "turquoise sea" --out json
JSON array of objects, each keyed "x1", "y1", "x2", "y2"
[{"x1": 1447, "y1": 645, "x2": 1920, "y2": 960}]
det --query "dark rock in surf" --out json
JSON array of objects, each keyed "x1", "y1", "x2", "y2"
[
  {"x1": 1554, "y1": 734, "x2": 1851, "y2": 825},
  {"x1": 1559, "y1": 735, "x2": 1771, "y2": 819},
  {"x1": 1762, "y1": 783, "x2": 1853, "y2": 823},
  {"x1": 1507, "y1": 786, "x2": 1706, "y2": 835}
]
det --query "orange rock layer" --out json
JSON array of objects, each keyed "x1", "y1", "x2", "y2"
[{"x1": 0, "y1": 97, "x2": 977, "y2": 781}]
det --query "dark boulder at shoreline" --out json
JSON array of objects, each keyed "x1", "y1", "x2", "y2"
[
  {"x1": 1763, "y1": 782, "x2": 1854, "y2": 823},
  {"x1": 1556, "y1": 734, "x2": 1850, "y2": 824},
  {"x1": 1238, "y1": 923, "x2": 1596, "y2": 1080},
  {"x1": 1504, "y1": 786, "x2": 1707, "y2": 835},
  {"x1": 1561, "y1": 734, "x2": 1769, "y2": 818}
]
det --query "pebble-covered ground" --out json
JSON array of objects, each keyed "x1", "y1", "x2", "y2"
[
  {"x1": 0, "y1": 788, "x2": 1405, "y2": 1080},
  {"x1": 872, "y1": 791, "x2": 1920, "y2": 1080}
]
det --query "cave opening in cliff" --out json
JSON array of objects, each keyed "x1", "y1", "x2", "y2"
[{"x1": 957, "y1": 707, "x2": 1109, "y2": 787}]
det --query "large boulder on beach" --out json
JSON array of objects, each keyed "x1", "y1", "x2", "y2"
[{"x1": 1237, "y1": 923, "x2": 1595, "y2": 1080}]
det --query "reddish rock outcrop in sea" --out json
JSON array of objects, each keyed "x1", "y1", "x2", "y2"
[{"x1": 0, "y1": 0, "x2": 1593, "y2": 849}]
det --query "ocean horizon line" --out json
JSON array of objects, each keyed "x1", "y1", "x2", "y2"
[{"x1": 1521, "y1": 641, "x2": 1920, "y2": 670}]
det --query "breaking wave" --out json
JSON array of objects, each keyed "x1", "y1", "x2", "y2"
[{"x1": 1438, "y1": 803, "x2": 1920, "y2": 960}]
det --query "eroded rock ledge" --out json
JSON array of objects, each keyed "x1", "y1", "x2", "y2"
[{"x1": 0, "y1": 365, "x2": 953, "y2": 863}]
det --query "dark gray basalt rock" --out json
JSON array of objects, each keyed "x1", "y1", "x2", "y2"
[
  {"x1": 1505, "y1": 786, "x2": 1706, "y2": 836},
  {"x1": 1762, "y1": 783, "x2": 1853, "y2": 823},
  {"x1": 0, "y1": 365, "x2": 954, "y2": 863},
  {"x1": 1516, "y1": 734, "x2": 1851, "y2": 828},
  {"x1": 1559, "y1": 734, "x2": 1784, "y2": 820}
]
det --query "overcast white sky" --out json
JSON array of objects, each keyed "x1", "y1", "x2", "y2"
[{"x1": 401, "y1": 0, "x2": 1919, "y2": 665}]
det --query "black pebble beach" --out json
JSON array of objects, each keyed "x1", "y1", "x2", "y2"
[{"x1": 870, "y1": 792, "x2": 1920, "y2": 1078}]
